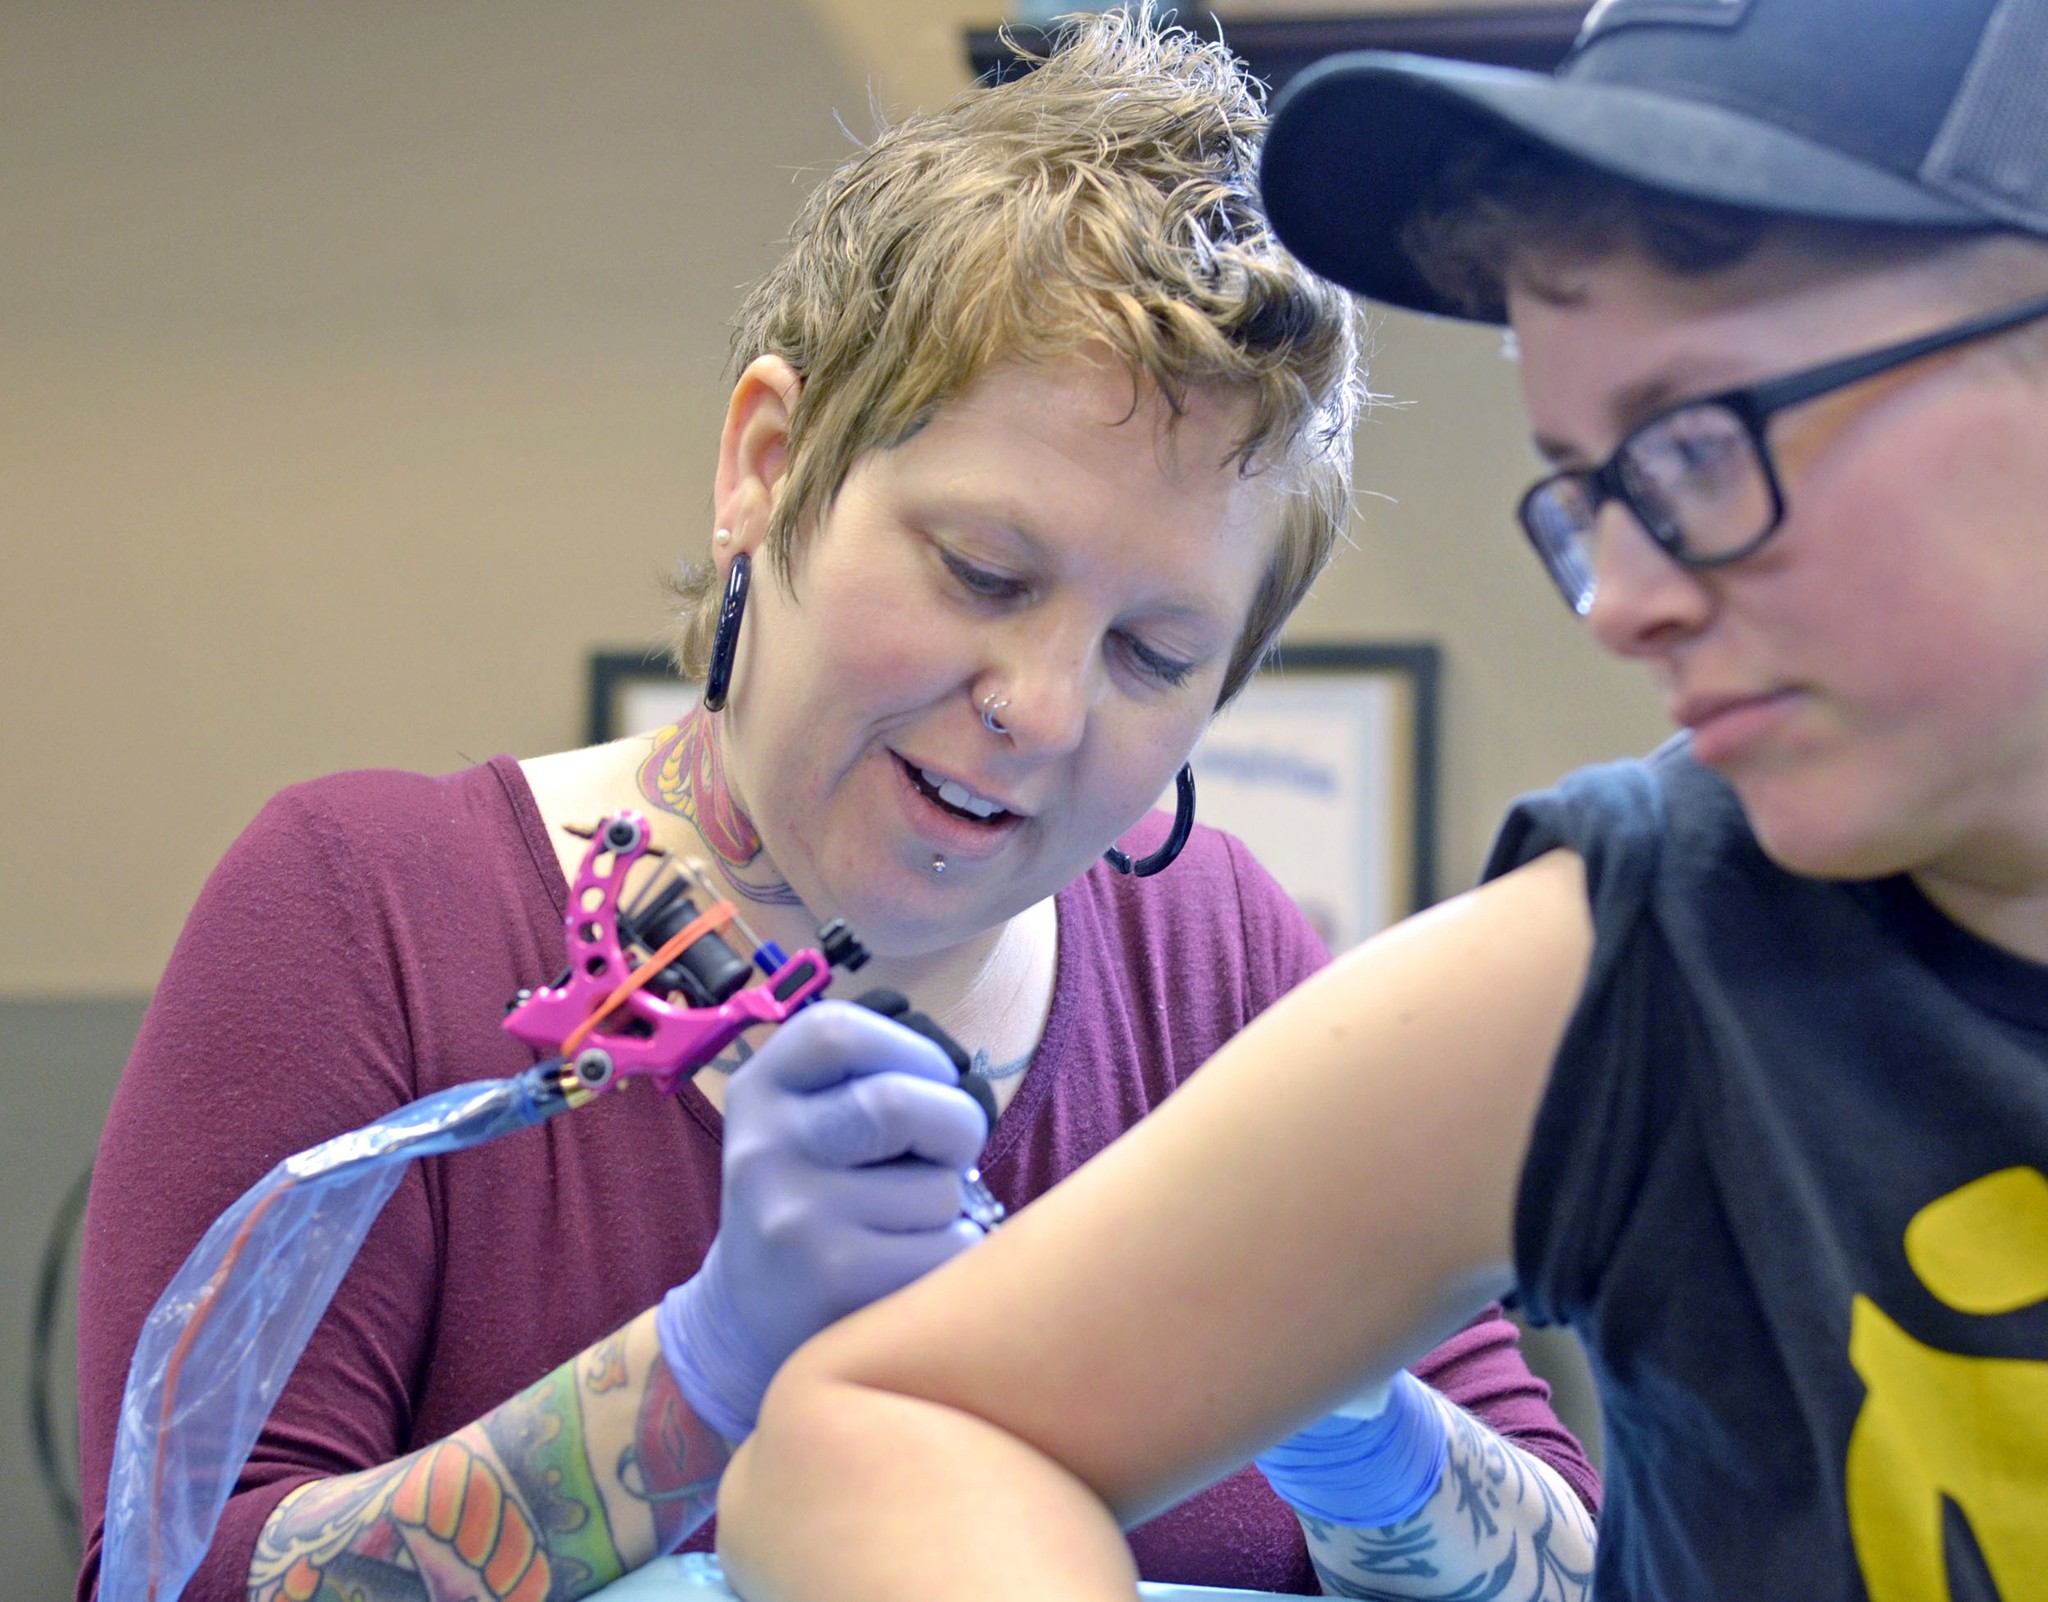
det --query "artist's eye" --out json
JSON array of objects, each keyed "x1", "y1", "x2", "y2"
[
  {"x1": 1117, "y1": 632, "x2": 1197, "y2": 688},
  {"x1": 941, "y1": 548, "x2": 1029, "y2": 603}
]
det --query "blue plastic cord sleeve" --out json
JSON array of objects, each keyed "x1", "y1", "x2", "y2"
[
  {"x1": 1253, "y1": 1369, "x2": 1448, "y2": 1529},
  {"x1": 100, "y1": 1064, "x2": 571, "y2": 1602}
]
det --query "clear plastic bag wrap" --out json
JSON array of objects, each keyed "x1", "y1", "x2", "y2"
[{"x1": 100, "y1": 1065, "x2": 568, "y2": 1602}]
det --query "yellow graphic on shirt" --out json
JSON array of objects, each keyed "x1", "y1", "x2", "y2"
[{"x1": 1846, "y1": 1166, "x2": 2048, "y2": 1601}]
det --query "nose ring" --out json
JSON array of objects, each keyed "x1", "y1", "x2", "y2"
[{"x1": 979, "y1": 690, "x2": 1010, "y2": 737}]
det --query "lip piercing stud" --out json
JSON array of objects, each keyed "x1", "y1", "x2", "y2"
[
  {"x1": 930, "y1": 855, "x2": 947, "y2": 875},
  {"x1": 979, "y1": 691, "x2": 1010, "y2": 736}
]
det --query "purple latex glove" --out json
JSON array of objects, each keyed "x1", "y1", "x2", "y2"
[{"x1": 656, "y1": 1001, "x2": 990, "y2": 1443}]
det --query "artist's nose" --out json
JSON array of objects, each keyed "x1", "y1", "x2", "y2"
[{"x1": 980, "y1": 617, "x2": 1102, "y2": 759}]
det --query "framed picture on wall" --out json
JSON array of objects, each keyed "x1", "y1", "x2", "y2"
[
  {"x1": 587, "y1": 649, "x2": 701, "y2": 746},
  {"x1": 967, "y1": 7, "x2": 1585, "y2": 94},
  {"x1": 587, "y1": 640, "x2": 1439, "y2": 949},
  {"x1": 1183, "y1": 643, "x2": 1438, "y2": 949}
]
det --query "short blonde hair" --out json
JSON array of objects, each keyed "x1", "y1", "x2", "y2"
[{"x1": 673, "y1": 7, "x2": 1363, "y2": 706}]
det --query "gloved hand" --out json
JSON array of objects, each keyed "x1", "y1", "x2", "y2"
[
  {"x1": 1254, "y1": 1370, "x2": 1448, "y2": 1529},
  {"x1": 656, "y1": 1001, "x2": 991, "y2": 1444}
]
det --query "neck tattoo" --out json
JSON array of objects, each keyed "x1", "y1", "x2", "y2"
[
  {"x1": 968, "y1": 1044, "x2": 1035, "y2": 1084},
  {"x1": 639, "y1": 709, "x2": 803, "y2": 908}
]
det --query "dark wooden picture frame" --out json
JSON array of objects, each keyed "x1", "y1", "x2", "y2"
[
  {"x1": 1195, "y1": 642, "x2": 1440, "y2": 943},
  {"x1": 587, "y1": 648, "x2": 699, "y2": 747},
  {"x1": 590, "y1": 640, "x2": 1440, "y2": 943},
  {"x1": 966, "y1": 6, "x2": 1586, "y2": 94}
]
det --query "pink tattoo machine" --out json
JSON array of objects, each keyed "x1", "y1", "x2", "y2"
[
  {"x1": 103, "y1": 811, "x2": 999, "y2": 1602},
  {"x1": 501, "y1": 810, "x2": 1004, "y2": 1153},
  {"x1": 503, "y1": 810, "x2": 867, "y2": 1100}
]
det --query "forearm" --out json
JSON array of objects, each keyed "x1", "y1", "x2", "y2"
[
  {"x1": 249, "y1": 1308, "x2": 731, "y2": 1602},
  {"x1": 724, "y1": 862, "x2": 1593, "y2": 1600},
  {"x1": 1294, "y1": 1390, "x2": 1594, "y2": 1602},
  {"x1": 721, "y1": 1369, "x2": 1142, "y2": 1602}
]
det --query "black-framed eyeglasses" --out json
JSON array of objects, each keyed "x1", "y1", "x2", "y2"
[{"x1": 1518, "y1": 288, "x2": 2048, "y2": 616}]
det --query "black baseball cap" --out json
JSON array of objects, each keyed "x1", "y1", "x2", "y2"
[{"x1": 1261, "y1": 0, "x2": 2048, "y2": 321}]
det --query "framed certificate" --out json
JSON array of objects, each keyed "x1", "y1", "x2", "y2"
[
  {"x1": 1182, "y1": 643, "x2": 1439, "y2": 949},
  {"x1": 587, "y1": 649, "x2": 702, "y2": 747},
  {"x1": 967, "y1": 8, "x2": 1583, "y2": 93},
  {"x1": 588, "y1": 640, "x2": 1441, "y2": 948}
]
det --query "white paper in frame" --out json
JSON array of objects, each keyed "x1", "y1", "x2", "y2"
[
  {"x1": 588, "y1": 641, "x2": 1439, "y2": 949},
  {"x1": 1175, "y1": 644, "x2": 1438, "y2": 949}
]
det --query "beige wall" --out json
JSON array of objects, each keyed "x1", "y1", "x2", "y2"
[{"x1": 0, "y1": 0, "x2": 1659, "y2": 996}]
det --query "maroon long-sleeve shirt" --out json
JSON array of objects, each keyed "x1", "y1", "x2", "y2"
[{"x1": 78, "y1": 758, "x2": 1597, "y2": 1600}]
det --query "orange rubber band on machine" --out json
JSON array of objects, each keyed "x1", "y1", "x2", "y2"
[{"x1": 560, "y1": 900, "x2": 739, "y2": 1057}]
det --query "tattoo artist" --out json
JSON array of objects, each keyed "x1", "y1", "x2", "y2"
[{"x1": 74, "y1": 16, "x2": 1597, "y2": 1602}]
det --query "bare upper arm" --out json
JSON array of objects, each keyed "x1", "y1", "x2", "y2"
[{"x1": 768, "y1": 849, "x2": 1594, "y2": 1522}]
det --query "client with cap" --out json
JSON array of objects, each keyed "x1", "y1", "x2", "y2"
[{"x1": 716, "y1": 1, "x2": 2048, "y2": 1597}]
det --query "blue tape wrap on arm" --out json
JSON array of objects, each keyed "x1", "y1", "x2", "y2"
[{"x1": 1253, "y1": 1369, "x2": 1448, "y2": 1528}]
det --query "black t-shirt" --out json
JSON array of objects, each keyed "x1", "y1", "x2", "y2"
[{"x1": 1487, "y1": 740, "x2": 2048, "y2": 1601}]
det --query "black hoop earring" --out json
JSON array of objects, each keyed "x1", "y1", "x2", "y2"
[
  {"x1": 701, "y1": 552, "x2": 750, "y2": 713},
  {"x1": 1103, "y1": 764, "x2": 1196, "y2": 878}
]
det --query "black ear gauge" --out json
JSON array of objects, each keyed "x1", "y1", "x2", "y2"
[
  {"x1": 1103, "y1": 764, "x2": 1196, "y2": 876},
  {"x1": 702, "y1": 551, "x2": 751, "y2": 712}
]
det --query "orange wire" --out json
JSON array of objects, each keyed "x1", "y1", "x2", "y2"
[
  {"x1": 562, "y1": 901, "x2": 738, "y2": 1056},
  {"x1": 149, "y1": 1181, "x2": 292, "y2": 1600}
]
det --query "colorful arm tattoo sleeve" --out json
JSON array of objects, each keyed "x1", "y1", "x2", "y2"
[{"x1": 249, "y1": 1309, "x2": 728, "y2": 1602}]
